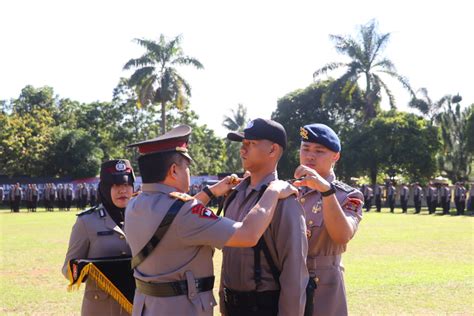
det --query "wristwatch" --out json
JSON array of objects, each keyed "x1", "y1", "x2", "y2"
[
  {"x1": 202, "y1": 185, "x2": 216, "y2": 200},
  {"x1": 321, "y1": 183, "x2": 336, "y2": 197}
]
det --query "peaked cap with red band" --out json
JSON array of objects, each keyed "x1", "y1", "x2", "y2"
[
  {"x1": 127, "y1": 125, "x2": 192, "y2": 160},
  {"x1": 100, "y1": 159, "x2": 135, "y2": 185}
]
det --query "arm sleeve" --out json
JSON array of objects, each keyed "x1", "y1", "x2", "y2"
[
  {"x1": 176, "y1": 201, "x2": 237, "y2": 250},
  {"x1": 340, "y1": 190, "x2": 364, "y2": 234},
  {"x1": 274, "y1": 198, "x2": 309, "y2": 316},
  {"x1": 61, "y1": 217, "x2": 90, "y2": 279}
]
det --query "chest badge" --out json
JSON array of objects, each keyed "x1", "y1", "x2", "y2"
[{"x1": 312, "y1": 200, "x2": 322, "y2": 213}]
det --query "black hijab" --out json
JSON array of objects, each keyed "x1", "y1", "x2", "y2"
[{"x1": 98, "y1": 182, "x2": 127, "y2": 227}]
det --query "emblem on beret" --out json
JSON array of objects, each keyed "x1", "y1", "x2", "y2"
[
  {"x1": 115, "y1": 160, "x2": 127, "y2": 172},
  {"x1": 246, "y1": 120, "x2": 254, "y2": 129},
  {"x1": 300, "y1": 127, "x2": 309, "y2": 140}
]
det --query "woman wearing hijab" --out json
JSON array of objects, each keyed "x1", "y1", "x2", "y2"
[{"x1": 62, "y1": 159, "x2": 135, "y2": 315}]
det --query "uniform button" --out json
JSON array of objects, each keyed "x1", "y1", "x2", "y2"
[
  {"x1": 119, "y1": 235, "x2": 125, "y2": 239},
  {"x1": 315, "y1": 277, "x2": 320, "y2": 283},
  {"x1": 94, "y1": 295, "x2": 99, "y2": 300},
  {"x1": 190, "y1": 293, "x2": 196, "y2": 298},
  {"x1": 308, "y1": 220, "x2": 313, "y2": 225},
  {"x1": 121, "y1": 251, "x2": 127, "y2": 255},
  {"x1": 300, "y1": 198, "x2": 306, "y2": 203}
]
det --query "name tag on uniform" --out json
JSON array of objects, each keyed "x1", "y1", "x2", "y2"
[{"x1": 97, "y1": 230, "x2": 114, "y2": 236}]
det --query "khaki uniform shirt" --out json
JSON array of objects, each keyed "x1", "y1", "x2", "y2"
[
  {"x1": 62, "y1": 204, "x2": 131, "y2": 316},
  {"x1": 124, "y1": 183, "x2": 237, "y2": 316},
  {"x1": 220, "y1": 172, "x2": 309, "y2": 316},
  {"x1": 299, "y1": 175, "x2": 363, "y2": 316}
]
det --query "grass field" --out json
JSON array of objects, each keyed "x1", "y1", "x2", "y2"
[{"x1": 1, "y1": 207, "x2": 473, "y2": 315}]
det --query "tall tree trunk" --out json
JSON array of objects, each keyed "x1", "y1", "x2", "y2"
[
  {"x1": 370, "y1": 164, "x2": 378, "y2": 185},
  {"x1": 161, "y1": 100, "x2": 166, "y2": 134}
]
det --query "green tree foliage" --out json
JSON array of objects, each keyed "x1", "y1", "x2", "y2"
[
  {"x1": 188, "y1": 125, "x2": 226, "y2": 175},
  {"x1": 271, "y1": 81, "x2": 365, "y2": 179},
  {"x1": 313, "y1": 20, "x2": 414, "y2": 120},
  {"x1": 0, "y1": 87, "x2": 57, "y2": 176},
  {"x1": 345, "y1": 111, "x2": 440, "y2": 184},
  {"x1": 44, "y1": 129, "x2": 104, "y2": 178},
  {"x1": 437, "y1": 97, "x2": 473, "y2": 181},
  {"x1": 123, "y1": 35, "x2": 203, "y2": 134},
  {"x1": 466, "y1": 104, "x2": 474, "y2": 155},
  {"x1": 222, "y1": 104, "x2": 249, "y2": 173}
]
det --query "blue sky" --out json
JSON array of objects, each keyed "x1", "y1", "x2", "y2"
[{"x1": 1, "y1": 0, "x2": 472, "y2": 136}]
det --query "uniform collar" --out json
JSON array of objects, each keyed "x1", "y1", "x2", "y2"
[
  {"x1": 235, "y1": 171, "x2": 278, "y2": 192},
  {"x1": 100, "y1": 204, "x2": 126, "y2": 236},
  {"x1": 141, "y1": 183, "x2": 177, "y2": 194}
]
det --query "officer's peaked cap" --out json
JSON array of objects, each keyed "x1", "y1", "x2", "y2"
[
  {"x1": 227, "y1": 118, "x2": 287, "y2": 149},
  {"x1": 127, "y1": 125, "x2": 192, "y2": 160},
  {"x1": 300, "y1": 123, "x2": 341, "y2": 152},
  {"x1": 100, "y1": 159, "x2": 135, "y2": 185}
]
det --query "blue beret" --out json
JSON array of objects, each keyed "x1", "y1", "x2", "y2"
[{"x1": 300, "y1": 124, "x2": 341, "y2": 152}]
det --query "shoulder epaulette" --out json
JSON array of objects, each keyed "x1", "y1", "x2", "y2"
[
  {"x1": 169, "y1": 192, "x2": 194, "y2": 202},
  {"x1": 76, "y1": 205, "x2": 99, "y2": 217},
  {"x1": 333, "y1": 180, "x2": 355, "y2": 193}
]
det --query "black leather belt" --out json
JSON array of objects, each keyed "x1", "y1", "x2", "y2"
[
  {"x1": 136, "y1": 276, "x2": 214, "y2": 297},
  {"x1": 223, "y1": 287, "x2": 280, "y2": 307}
]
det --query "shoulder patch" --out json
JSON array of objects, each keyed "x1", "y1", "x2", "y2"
[
  {"x1": 342, "y1": 197, "x2": 363, "y2": 212},
  {"x1": 333, "y1": 180, "x2": 355, "y2": 193},
  {"x1": 191, "y1": 204, "x2": 218, "y2": 220},
  {"x1": 169, "y1": 192, "x2": 194, "y2": 202},
  {"x1": 76, "y1": 205, "x2": 98, "y2": 217}
]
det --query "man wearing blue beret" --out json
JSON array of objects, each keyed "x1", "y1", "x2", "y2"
[{"x1": 292, "y1": 123, "x2": 364, "y2": 316}]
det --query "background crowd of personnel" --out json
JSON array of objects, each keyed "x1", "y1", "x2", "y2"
[
  {"x1": 359, "y1": 181, "x2": 473, "y2": 215},
  {"x1": 0, "y1": 182, "x2": 97, "y2": 212}
]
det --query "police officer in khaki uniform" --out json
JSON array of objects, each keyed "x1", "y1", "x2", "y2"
[
  {"x1": 293, "y1": 124, "x2": 364, "y2": 316},
  {"x1": 62, "y1": 159, "x2": 136, "y2": 315},
  {"x1": 221, "y1": 119, "x2": 309, "y2": 316},
  {"x1": 124, "y1": 125, "x2": 297, "y2": 316},
  {"x1": 374, "y1": 184, "x2": 382, "y2": 212},
  {"x1": 387, "y1": 182, "x2": 396, "y2": 213}
]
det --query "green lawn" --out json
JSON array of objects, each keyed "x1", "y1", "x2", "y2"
[{"x1": 0, "y1": 208, "x2": 473, "y2": 315}]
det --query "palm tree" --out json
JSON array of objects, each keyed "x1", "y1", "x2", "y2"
[
  {"x1": 123, "y1": 35, "x2": 203, "y2": 133},
  {"x1": 437, "y1": 96, "x2": 473, "y2": 181},
  {"x1": 222, "y1": 104, "x2": 249, "y2": 172},
  {"x1": 408, "y1": 88, "x2": 450, "y2": 124},
  {"x1": 222, "y1": 104, "x2": 249, "y2": 131},
  {"x1": 313, "y1": 20, "x2": 414, "y2": 120}
]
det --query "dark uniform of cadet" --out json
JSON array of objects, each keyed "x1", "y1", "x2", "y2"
[
  {"x1": 220, "y1": 119, "x2": 308, "y2": 316},
  {"x1": 374, "y1": 184, "x2": 382, "y2": 212},
  {"x1": 400, "y1": 184, "x2": 409, "y2": 213},
  {"x1": 125, "y1": 125, "x2": 295, "y2": 316},
  {"x1": 62, "y1": 159, "x2": 135, "y2": 315},
  {"x1": 440, "y1": 184, "x2": 451, "y2": 215},
  {"x1": 66, "y1": 184, "x2": 73, "y2": 211},
  {"x1": 0, "y1": 185, "x2": 3, "y2": 206},
  {"x1": 412, "y1": 183, "x2": 423, "y2": 214},
  {"x1": 387, "y1": 183, "x2": 396, "y2": 213},
  {"x1": 362, "y1": 185, "x2": 373, "y2": 212},
  {"x1": 454, "y1": 183, "x2": 467, "y2": 215}
]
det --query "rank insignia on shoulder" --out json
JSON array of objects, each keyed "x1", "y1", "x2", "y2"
[
  {"x1": 76, "y1": 205, "x2": 98, "y2": 217},
  {"x1": 342, "y1": 197, "x2": 363, "y2": 212},
  {"x1": 169, "y1": 192, "x2": 194, "y2": 202},
  {"x1": 191, "y1": 204, "x2": 218, "y2": 220},
  {"x1": 333, "y1": 180, "x2": 355, "y2": 193}
]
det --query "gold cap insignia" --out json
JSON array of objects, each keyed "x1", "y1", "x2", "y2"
[{"x1": 300, "y1": 127, "x2": 309, "y2": 140}]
